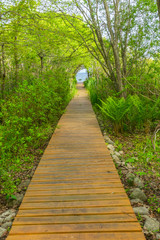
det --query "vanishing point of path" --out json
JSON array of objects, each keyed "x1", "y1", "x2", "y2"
[{"x1": 7, "y1": 84, "x2": 145, "y2": 240}]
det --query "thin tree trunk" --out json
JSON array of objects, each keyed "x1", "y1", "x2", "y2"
[
  {"x1": 1, "y1": 44, "x2": 6, "y2": 99},
  {"x1": 157, "y1": 0, "x2": 160, "y2": 27},
  {"x1": 38, "y1": 52, "x2": 44, "y2": 76},
  {"x1": 86, "y1": 0, "x2": 118, "y2": 89},
  {"x1": 40, "y1": 56, "x2": 43, "y2": 75},
  {"x1": 120, "y1": 0, "x2": 131, "y2": 85},
  {"x1": 102, "y1": 0, "x2": 125, "y2": 96},
  {"x1": 14, "y1": 36, "x2": 18, "y2": 86},
  {"x1": 0, "y1": 55, "x2": 2, "y2": 90}
]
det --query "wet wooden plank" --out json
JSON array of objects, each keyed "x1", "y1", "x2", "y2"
[
  {"x1": 28, "y1": 179, "x2": 121, "y2": 186},
  {"x1": 31, "y1": 175, "x2": 119, "y2": 181},
  {"x1": 9, "y1": 222, "x2": 142, "y2": 234},
  {"x1": 19, "y1": 199, "x2": 131, "y2": 210},
  {"x1": 25, "y1": 187, "x2": 125, "y2": 196},
  {"x1": 14, "y1": 214, "x2": 137, "y2": 225},
  {"x1": 16, "y1": 206, "x2": 134, "y2": 217},
  {"x1": 22, "y1": 193, "x2": 127, "y2": 202},
  {"x1": 6, "y1": 232, "x2": 146, "y2": 240}
]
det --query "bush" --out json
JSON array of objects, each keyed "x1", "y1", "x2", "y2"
[
  {"x1": 98, "y1": 95, "x2": 160, "y2": 134},
  {"x1": 84, "y1": 77, "x2": 98, "y2": 105},
  {"x1": 0, "y1": 69, "x2": 73, "y2": 196},
  {"x1": 99, "y1": 97, "x2": 130, "y2": 134}
]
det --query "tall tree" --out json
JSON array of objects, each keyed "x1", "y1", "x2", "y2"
[
  {"x1": 0, "y1": 0, "x2": 91, "y2": 98},
  {"x1": 50, "y1": 0, "x2": 159, "y2": 96},
  {"x1": 156, "y1": 0, "x2": 160, "y2": 25}
]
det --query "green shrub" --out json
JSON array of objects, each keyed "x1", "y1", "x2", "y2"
[
  {"x1": 85, "y1": 77, "x2": 98, "y2": 105},
  {"x1": 0, "y1": 69, "x2": 73, "y2": 196},
  {"x1": 98, "y1": 95, "x2": 160, "y2": 134},
  {"x1": 98, "y1": 97, "x2": 130, "y2": 134},
  {"x1": 125, "y1": 95, "x2": 145, "y2": 131}
]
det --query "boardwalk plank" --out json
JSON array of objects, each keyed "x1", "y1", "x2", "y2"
[
  {"x1": 9, "y1": 222, "x2": 142, "y2": 234},
  {"x1": 13, "y1": 214, "x2": 137, "y2": 225},
  {"x1": 25, "y1": 187, "x2": 125, "y2": 196},
  {"x1": 22, "y1": 194, "x2": 127, "y2": 202},
  {"x1": 19, "y1": 199, "x2": 131, "y2": 210},
  {"x1": 6, "y1": 232, "x2": 146, "y2": 240},
  {"x1": 16, "y1": 206, "x2": 134, "y2": 217}
]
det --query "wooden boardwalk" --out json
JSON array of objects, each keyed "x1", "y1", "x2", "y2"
[{"x1": 7, "y1": 84, "x2": 145, "y2": 240}]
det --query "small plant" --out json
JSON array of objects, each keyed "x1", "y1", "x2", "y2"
[
  {"x1": 137, "y1": 213, "x2": 143, "y2": 222},
  {"x1": 136, "y1": 213, "x2": 143, "y2": 227},
  {"x1": 125, "y1": 157, "x2": 137, "y2": 164},
  {"x1": 148, "y1": 195, "x2": 160, "y2": 213},
  {"x1": 135, "y1": 171, "x2": 147, "y2": 176},
  {"x1": 118, "y1": 169, "x2": 123, "y2": 178},
  {"x1": 98, "y1": 97, "x2": 130, "y2": 134},
  {"x1": 125, "y1": 188, "x2": 130, "y2": 193},
  {"x1": 114, "y1": 140, "x2": 123, "y2": 151}
]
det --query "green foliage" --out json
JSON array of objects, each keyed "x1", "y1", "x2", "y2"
[
  {"x1": 0, "y1": 0, "x2": 91, "y2": 198},
  {"x1": 99, "y1": 97, "x2": 130, "y2": 134},
  {"x1": 98, "y1": 94, "x2": 160, "y2": 134},
  {"x1": 84, "y1": 78, "x2": 99, "y2": 105},
  {"x1": 125, "y1": 157, "x2": 137, "y2": 164},
  {"x1": 114, "y1": 140, "x2": 123, "y2": 151},
  {"x1": 148, "y1": 195, "x2": 160, "y2": 213},
  {"x1": 0, "y1": 69, "x2": 72, "y2": 196},
  {"x1": 122, "y1": 134, "x2": 160, "y2": 180},
  {"x1": 137, "y1": 213, "x2": 143, "y2": 227},
  {"x1": 84, "y1": 76, "x2": 110, "y2": 105}
]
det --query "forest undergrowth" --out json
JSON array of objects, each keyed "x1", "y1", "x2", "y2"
[
  {"x1": 85, "y1": 77, "x2": 160, "y2": 240},
  {"x1": 0, "y1": 70, "x2": 76, "y2": 208}
]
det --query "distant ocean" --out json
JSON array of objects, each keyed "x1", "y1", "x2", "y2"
[{"x1": 76, "y1": 72, "x2": 88, "y2": 82}]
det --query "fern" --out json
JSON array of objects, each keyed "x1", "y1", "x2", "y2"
[
  {"x1": 97, "y1": 93, "x2": 160, "y2": 134},
  {"x1": 98, "y1": 97, "x2": 131, "y2": 134},
  {"x1": 126, "y1": 95, "x2": 143, "y2": 130}
]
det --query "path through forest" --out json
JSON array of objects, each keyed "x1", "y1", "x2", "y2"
[{"x1": 7, "y1": 83, "x2": 145, "y2": 240}]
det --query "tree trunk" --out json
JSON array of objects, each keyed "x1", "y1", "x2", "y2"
[
  {"x1": 157, "y1": 0, "x2": 160, "y2": 27},
  {"x1": 14, "y1": 36, "x2": 19, "y2": 86},
  {"x1": 0, "y1": 55, "x2": 2, "y2": 91},
  {"x1": 86, "y1": 0, "x2": 119, "y2": 91},
  {"x1": 1, "y1": 44, "x2": 6, "y2": 99},
  {"x1": 40, "y1": 56, "x2": 43, "y2": 75},
  {"x1": 122, "y1": 50, "x2": 127, "y2": 78},
  {"x1": 102, "y1": 0, "x2": 125, "y2": 96}
]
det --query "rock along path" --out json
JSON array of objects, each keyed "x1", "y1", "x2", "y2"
[{"x1": 7, "y1": 84, "x2": 145, "y2": 240}]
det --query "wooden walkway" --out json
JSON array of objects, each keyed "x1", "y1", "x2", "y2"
[{"x1": 7, "y1": 84, "x2": 145, "y2": 240}]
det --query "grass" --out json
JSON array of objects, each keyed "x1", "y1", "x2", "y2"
[
  {"x1": 112, "y1": 134, "x2": 160, "y2": 178},
  {"x1": 111, "y1": 133, "x2": 160, "y2": 215}
]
